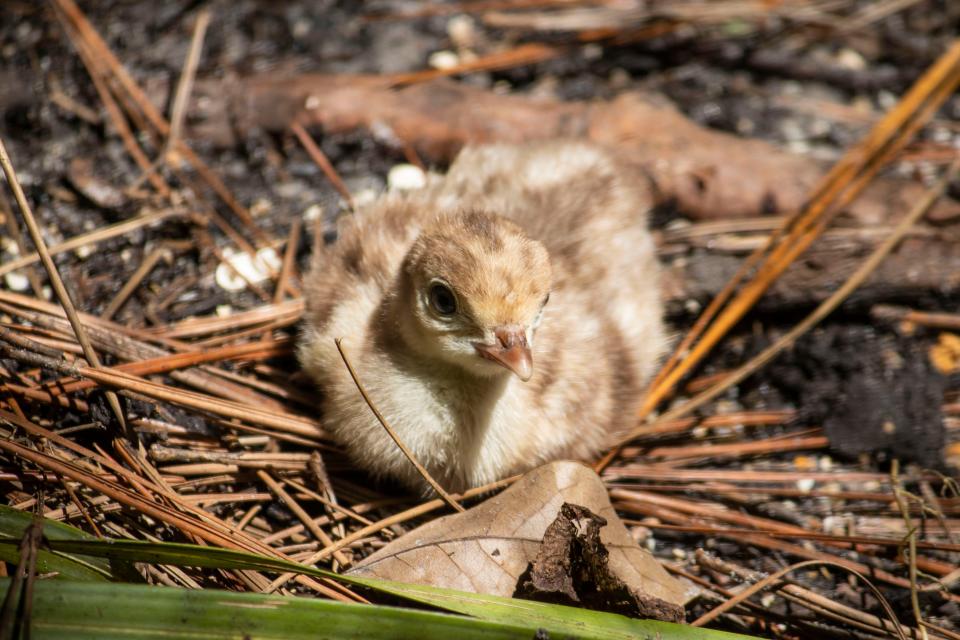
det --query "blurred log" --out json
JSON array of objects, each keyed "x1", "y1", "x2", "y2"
[
  {"x1": 194, "y1": 74, "x2": 960, "y2": 312},
  {"x1": 212, "y1": 74, "x2": 960, "y2": 225}
]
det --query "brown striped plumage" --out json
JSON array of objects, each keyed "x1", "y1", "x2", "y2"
[{"x1": 299, "y1": 141, "x2": 665, "y2": 492}]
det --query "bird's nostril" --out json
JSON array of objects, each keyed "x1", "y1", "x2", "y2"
[{"x1": 495, "y1": 328, "x2": 525, "y2": 349}]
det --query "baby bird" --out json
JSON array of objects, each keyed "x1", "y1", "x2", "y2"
[{"x1": 299, "y1": 141, "x2": 665, "y2": 493}]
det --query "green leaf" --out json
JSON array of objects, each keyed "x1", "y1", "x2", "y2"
[
  {"x1": 0, "y1": 506, "x2": 110, "y2": 582},
  {"x1": 0, "y1": 537, "x2": 755, "y2": 640},
  {"x1": 0, "y1": 578, "x2": 541, "y2": 640},
  {"x1": 1, "y1": 577, "x2": 757, "y2": 640}
]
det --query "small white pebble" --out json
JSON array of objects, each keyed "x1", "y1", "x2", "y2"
[
  {"x1": 835, "y1": 48, "x2": 866, "y2": 71},
  {"x1": 216, "y1": 305, "x2": 233, "y2": 317},
  {"x1": 41, "y1": 285, "x2": 52, "y2": 300},
  {"x1": 582, "y1": 43, "x2": 603, "y2": 60},
  {"x1": 215, "y1": 247, "x2": 281, "y2": 292},
  {"x1": 821, "y1": 515, "x2": 851, "y2": 536},
  {"x1": 645, "y1": 537, "x2": 657, "y2": 552},
  {"x1": 818, "y1": 456, "x2": 833, "y2": 471},
  {"x1": 671, "y1": 547, "x2": 686, "y2": 560},
  {"x1": 428, "y1": 50, "x2": 459, "y2": 70},
  {"x1": 4, "y1": 271, "x2": 30, "y2": 292},
  {"x1": 692, "y1": 425, "x2": 709, "y2": 439},
  {"x1": 0, "y1": 237, "x2": 19, "y2": 254},
  {"x1": 877, "y1": 90, "x2": 897, "y2": 110},
  {"x1": 250, "y1": 198, "x2": 272, "y2": 218},
  {"x1": 74, "y1": 244, "x2": 94, "y2": 260},
  {"x1": 387, "y1": 164, "x2": 427, "y2": 192},
  {"x1": 447, "y1": 15, "x2": 476, "y2": 49},
  {"x1": 303, "y1": 204, "x2": 324, "y2": 222},
  {"x1": 796, "y1": 478, "x2": 816, "y2": 493},
  {"x1": 215, "y1": 265, "x2": 246, "y2": 292},
  {"x1": 292, "y1": 18, "x2": 312, "y2": 39},
  {"x1": 760, "y1": 593, "x2": 777, "y2": 608}
]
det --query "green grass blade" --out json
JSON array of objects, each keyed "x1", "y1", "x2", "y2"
[
  {"x1": 0, "y1": 536, "x2": 756, "y2": 639},
  {"x1": 0, "y1": 506, "x2": 110, "y2": 582},
  {"x1": 0, "y1": 578, "x2": 541, "y2": 640}
]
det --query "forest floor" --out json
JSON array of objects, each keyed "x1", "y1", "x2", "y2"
[{"x1": 1, "y1": 1, "x2": 959, "y2": 638}]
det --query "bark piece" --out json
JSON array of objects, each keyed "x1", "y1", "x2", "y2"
[
  {"x1": 514, "y1": 502, "x2": 684, "y2": 622},
  {"x1": 349, "y1": 461, "x2": 691, "y2": 611}
]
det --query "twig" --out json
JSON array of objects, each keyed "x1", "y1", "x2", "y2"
[
  {"x1": 636, "y1": 40, "x2": 960, "y2": 421},
  {"x1": 58, "y1": 15, "x2": 172, "y2": 198},
  {"x1": 0, "y1": 208, "x2": 182, "y2": 277},
  {"x1": 0, "y1": 519, "x2": 42, "y2": 640},
  {"x1": 696, "y1": 551, "x2": 926, "y2": 639},
  {"x1": 257, "y1": 470, "x2": 351, "y2": 568},
  {"x1": 625, "y1": 155, "x2": 960, "y2": 437},
  {"x1": 53, "y1": 0, "x2": 271, "y2": 249},
  {"x1": 102, "y1": 247, "x2": 171, "y2": 320},
  {"x1": 290, "y1": 122, "x2": 354, "y2": 208},
  {"x1": 892, "y1": 460, "x2": 928, "y2": 639},
  {"x1": 274, "y1": 218, "x2": 302, "y2": 304},
  {"x1": 334, "y1": 338, "x2": 464, "y2": 512},
  {"x1": 166, "y1": 8, "x2": 211, "y2": 153},
  {"x1": 691, "y1": 559, "x2": 909, "y2": 640},
  {"x1": 872, "y1": 305, "x2": 960, "y2": 331},
  {"x1": 0, "y1": 136, "x2": 126, "y2": 431}
]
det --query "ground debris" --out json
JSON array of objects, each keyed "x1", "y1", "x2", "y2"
[{"x1": 514, "y1": 502, "x2": 684, "y2": 622}]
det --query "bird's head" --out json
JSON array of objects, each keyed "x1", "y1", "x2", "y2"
[{"x1": 397, "y1": 210, "x2": 552, "y2": 381}]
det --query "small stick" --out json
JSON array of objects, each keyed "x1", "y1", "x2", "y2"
[
  {"x1": 626, "y1": 156, "x2": 960, "y2": 438},
  {"x1": 636, "y1": 41, "x2": 960, "y2": 421},
  {"x1": 274, "y1": 218, "x2": 302, "y2": 304},
  {"x1": 54, "y1": 0, "x2": 271, "y2": 249},
  {"x1": 166, "y1": 8, "x2": 211, "y2": 154},
  {"x1": 102, "y1": 247, "x2": 171, "y2": 320},
  {"x1": 872, "y1": 304, "x2": 960, "y2": 331},
  {"x1": 691, "y1": 558, "x2": 908, "y2": 640},
  {"x1": 334, "y1": 338, "x2": 464, "y2": 512},
  {"x1": 891, "y1": 460, "x2": 927, "y2": 639},
  {"x1": 257, "y1": 470, "x2": 351, "y2": 568},
  {"x1": 0, "y1": 208, "x2": 182, "y2": 277},
  {"x1": 0, "y1": 136, "x2": 126, "y2": 431},
  {"x1": 60, "y1": 17, "x2": 171, "y2": 198},
  {"x1": 290, "y1": 122, "x2": 354, "y2": 208}
]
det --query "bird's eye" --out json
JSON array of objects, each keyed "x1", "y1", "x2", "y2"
[
  {"x1": 429, "y1": 283, "x2": 457, "y2": 315},
  {"x1": 542, "y1": 292, "x2": 551, "y2": 307}
]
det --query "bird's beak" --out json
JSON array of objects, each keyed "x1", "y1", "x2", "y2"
[{"x1": 474, "y1": 326, "x2": 533, "y2": 381}]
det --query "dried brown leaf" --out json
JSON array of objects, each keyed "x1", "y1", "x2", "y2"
[
  {"x1": 514, "y1": 502, "x2": 685, "y2": 622},
  {"x1": 350, "y1": 461, "x2": 690, "y2": 610}
]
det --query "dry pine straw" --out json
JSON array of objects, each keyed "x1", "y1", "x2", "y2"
[{"x1": 1, "y1": 2, "x2": 959, "y2": 638}]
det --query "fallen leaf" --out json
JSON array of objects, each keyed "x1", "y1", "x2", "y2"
[
  {"x1": 350, "y1": 461, "x2": 691, "y2": 613},
  {"x1": 514, "y1": 502, "x2": 684, "y2": 622}
]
